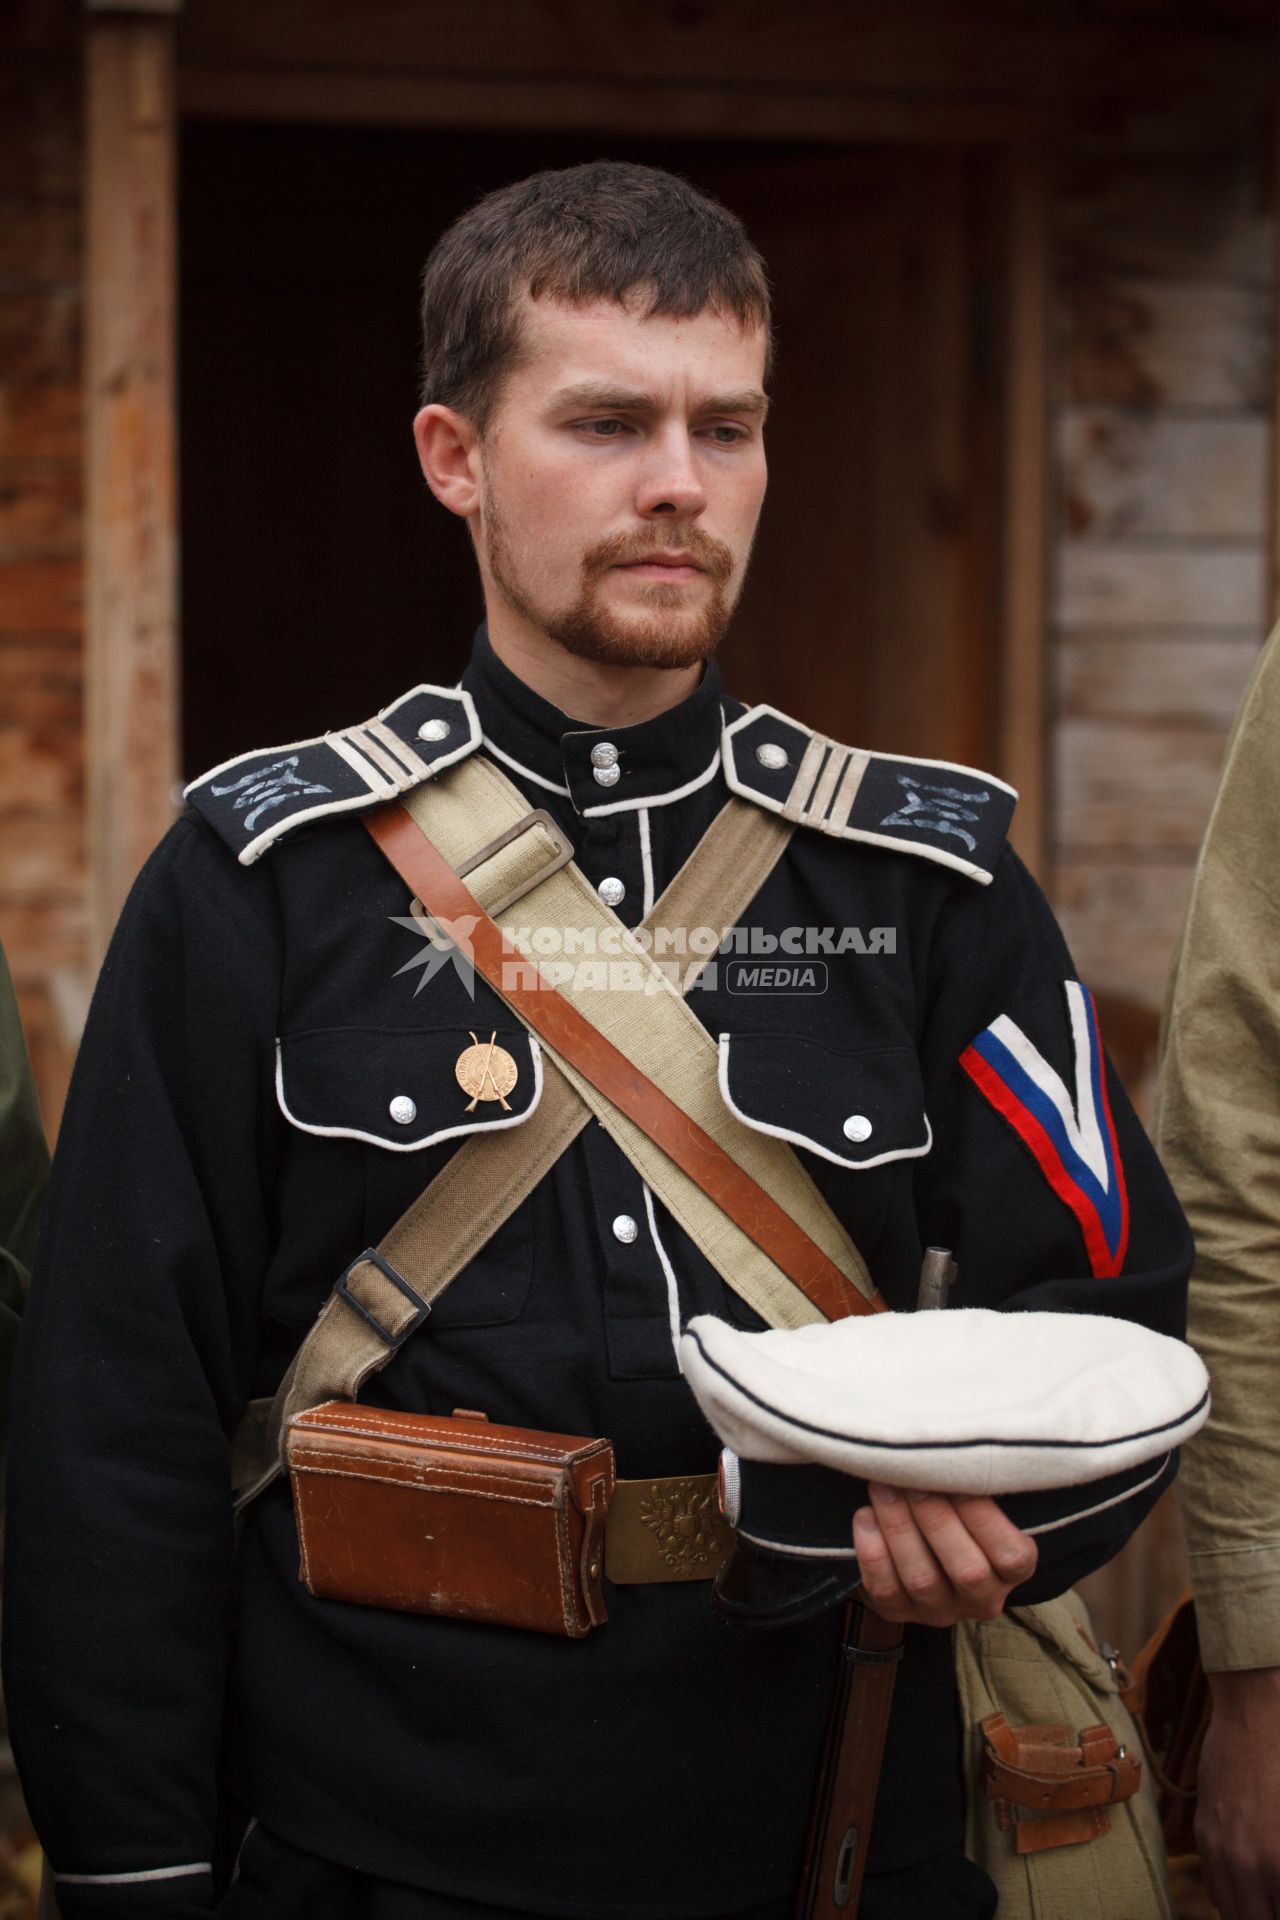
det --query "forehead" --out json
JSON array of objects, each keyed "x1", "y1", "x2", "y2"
[{"x1": 506, "y1": 294, "x2": 768, "y2": 403}]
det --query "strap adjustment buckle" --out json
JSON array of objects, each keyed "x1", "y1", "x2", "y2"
[
  {"x1": 334, "y1": 1247, "x2": 432, "y2": 1348},
  {"x1": 456, "y1": 808, "x2": 575, "y2": 916}
]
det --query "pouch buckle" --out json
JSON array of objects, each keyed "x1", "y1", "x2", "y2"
[{"x1": 334, "y1": 1248, "x2": 432, "y2": 1348}]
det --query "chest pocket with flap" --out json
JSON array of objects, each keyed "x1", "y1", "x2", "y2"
[
  {"x1": 276, "y1": 1022, "x2": 543, "y2": 1327},
  {"x1": 716, "y1": 1032, "x2": 931, "y2": 1170},
  {"x1": 275, "y1": 1023, "x2": 542, "y2": 1151}
]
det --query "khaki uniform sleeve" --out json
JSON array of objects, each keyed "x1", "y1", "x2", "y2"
[{"x1": 1157, "y1": 623, "x2": 1280, "y2": 1671}]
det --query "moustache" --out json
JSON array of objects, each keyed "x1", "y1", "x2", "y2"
[{"x1": 582, "y1": 529, "x2": 735, "y2": 588}]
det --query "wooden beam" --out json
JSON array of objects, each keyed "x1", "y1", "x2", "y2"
[
  {"x1": 177, "y1": 66, "x2": 1044, "y2": 147},
  {"x1": 999, "y1": 147, "x2": 1051, "y2": 878},
  {"x1": 84, "y1": 7, "x2": 181, "y2": 960},
  {"x1": 173, "y1": 1, "x2": 1274, "y2": 115}
]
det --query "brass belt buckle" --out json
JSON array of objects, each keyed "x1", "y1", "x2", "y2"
[{"x1": 605, "y1": 1474, "x2": 734, "y2": 1585}]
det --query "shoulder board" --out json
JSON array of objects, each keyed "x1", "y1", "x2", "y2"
[
  {"x1": 722, "y1": 705, "x2": 1016, "y2": 886},
  {"x1": 183, "y1": 684, "x2": 481, "y2": 865}
]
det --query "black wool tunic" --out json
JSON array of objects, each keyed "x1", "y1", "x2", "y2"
[{"x1": 2, "y1": 631, "x2": 1192, "y2": 1918}]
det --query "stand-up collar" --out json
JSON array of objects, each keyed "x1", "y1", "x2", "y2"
[{"x1": 461, "y1": 626, "x2": 725, "y2": 817}]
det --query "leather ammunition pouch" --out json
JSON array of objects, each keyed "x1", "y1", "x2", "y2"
[
  {"x1": 288, "y1": 1403, "x2": 616, "y2": 1638},
  {"x1": 287, "y1": 1402, "x2": 735, "y2": 1635}
]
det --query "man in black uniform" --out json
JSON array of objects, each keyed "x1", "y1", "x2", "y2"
[{"x1": 4, "y1": 163, "x2": 1190, "y2": 1920}]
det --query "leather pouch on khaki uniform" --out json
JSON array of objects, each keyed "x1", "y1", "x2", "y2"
[{"x1": 286, "y1": 1401, "x2": 615, "y2": 1638}]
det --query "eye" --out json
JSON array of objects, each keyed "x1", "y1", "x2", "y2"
[
  {"x1": 578, "y1": 418, "x2": 629, "y2": 439},
  {"x1": 703, "y1": 424, "x2": 750, "y2": 446}
]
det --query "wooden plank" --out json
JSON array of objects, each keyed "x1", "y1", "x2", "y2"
[
  {"x1": 845, "y1": 153, "x2": 1002, "y2": 770},
  {"x1": 1000, "y1": 146, "x2": 1050, "y2": 877},
  {"x1": 84, "y1": 12, "x2": 181, "y2": 958},
  {"x1": 0, "y1": 897, "x2": 89, "y2": 975},
  {"x1": 1053, "y1": 631, "x2": 1260, "y2": 727},
  {"x1": 177, "y1": 66, "x2": 1042, "y2": 145},
  {"x1": 0, "y1": 290, "x2": 80, "y2": 383},
  {"x1": 0, "y1": 3, "x2": 80, "y2": 59},
  {"x1": 1059, "y1": 411, "x2": 1270, "y2": 541},
  {"x1": 0, "y1": 727, "x2": 82, "y2": 815},
  {"x1": 0, "y1": 66, "x2": 81, "y2": 198},
  {"x1": 1054, "y1": 719, "x2": 1231, "y2": 854},
  {"x1": 179, "y1": 58, "x2": 1271, "y2": 157},
  {"x1": 1060, "y1": 156, "x2": 1274, "y2": 286},
  {"x1": 1052, "y1": 855, "x2": 1197, "y2": 1007},
  {"x1": 1055, "y1": 544, "x2": 1268, "y2": 628},
  {"x1": 1065, "y1": 278, "x2": 1274, "y2": 410},
  {"x1": 174, "y1": 1, "x2": 1274, "y2": 105},
  {"x1": 0, "y1": 383, "x2": 82, "y2": 463},
  {"x1": 0, "y1": 462, "x2": 82, "y2": 558},
  {"x1": 0, "y1": 815, "x2": 86, "y2": 896},
  {"x1": 0, "y1": 195, "x2": 81, "y2": 288},
  {"x1": 0, "y1": 557, "x2": 81, "y2": 632}
]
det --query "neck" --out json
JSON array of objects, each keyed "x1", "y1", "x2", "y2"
[{"x1": 484, "y1": 603, "x2": 703, "y2": 728}]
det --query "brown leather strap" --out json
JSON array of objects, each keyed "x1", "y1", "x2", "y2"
[
  {"x1": 364, "y1": 802, "x2": 877, "y2": 1325},
  {"x1": 800, "y1": 1605, "x2": 905, "y2": 1918},
  {"x1": 979, "y1": 1711, "x2": 1142, "y2": 1854}
]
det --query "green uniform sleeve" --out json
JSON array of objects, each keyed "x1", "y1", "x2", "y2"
[{"x1": 1157, "y1": 623, "x2": 1280, "y2": 1671}]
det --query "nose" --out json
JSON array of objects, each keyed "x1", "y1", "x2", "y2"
[{"x1": 634, "y1": 426, "x2": 707, "y2": 520}]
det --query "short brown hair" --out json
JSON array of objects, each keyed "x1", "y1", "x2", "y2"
[{"x1": 419, "y1": 160, "x2": 772, "y2": 428}]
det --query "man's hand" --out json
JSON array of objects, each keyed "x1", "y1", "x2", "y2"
[
  {"x1": 1197, "y1": 1668, "x2": 1280, "y2": 1920},
  {"x1": 852, "y1": 1483, "x2": 1038, "y2": 1628}
]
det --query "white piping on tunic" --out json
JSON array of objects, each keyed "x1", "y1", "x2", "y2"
[
  {"x1": 582, "y1": 748, "x2": 721, "y2": 818},
  {"x1": 720, "y1": 704, "x2": 1019, "y2": 798},
  {"x1": 642, "y1": 1183, "x2": 684, "y2": 1367},
  {"x1": 716, "y1": 1035, "x2": 932, "y2": 1172},
  {"x1": 638, "y1": 807, "x2": 655, "y2": 917},
  {"x1": 481, "y1": 736, "x2": 572, "y2": 797},
  {"x1": 57, "y1": 1864, "x2": 212, "y2": 1887},
  {"x1": 274, "y1": 1036, "x2": 544, "y2": 1151}
]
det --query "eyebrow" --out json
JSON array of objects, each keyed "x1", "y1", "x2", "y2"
[{"x1": 551, "y1": 382, "x2": 769, "y2": 418}]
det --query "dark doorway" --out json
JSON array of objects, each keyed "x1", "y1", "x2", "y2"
[{"x1": 179, "y1": 122, "x2": 1006, "y2": 781}]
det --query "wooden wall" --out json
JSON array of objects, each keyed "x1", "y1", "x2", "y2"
[
  {"x1": 1052, "y1": 151, "x2": 1276, "y2": 1033},
  {"x1": 0, "y1": 13, "x2": 84, "y2": 1136},
  {"x1": 1050, "y1": 130, "x2": 1277, "y2": 1655}
]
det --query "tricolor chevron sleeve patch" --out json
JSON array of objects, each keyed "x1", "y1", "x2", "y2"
[{"x1": 959, "y1": 981, "x2": 1130, "y2": 1279}]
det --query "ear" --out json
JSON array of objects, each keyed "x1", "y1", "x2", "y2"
[{"x1": 413, "y1": 404, "x2": 481, "y2": 519}]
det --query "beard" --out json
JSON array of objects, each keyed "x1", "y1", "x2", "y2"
[{"x1": 483, "y1": 502, "x2": 747, "y2": 671}]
